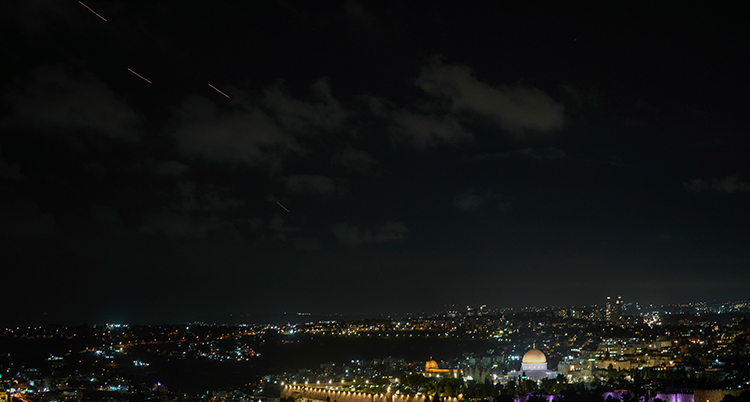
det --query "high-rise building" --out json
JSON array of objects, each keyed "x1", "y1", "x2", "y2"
[
  {"x1": 605, "y1": 295, "x2": 624, "y2": 323},
  {"x1": 614, "y1": 295, "x2": 623, "y2": 323},
  {"x1": 605, "y1": 296, "x2": 612, "y2": 322}
]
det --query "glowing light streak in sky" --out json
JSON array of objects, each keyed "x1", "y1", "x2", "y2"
[
  {"x1": 79, "y1": 6, "x2": 300, "y2": 221},
  {"x1": 127, "y1": 68, "x2": 152, "y2": 84},
  {"x1": 79, "y1": 1, "x2": 107, "y2": 21},
  {"x1": 208, "y1": 83, "x2": 230, "y2": 98}
]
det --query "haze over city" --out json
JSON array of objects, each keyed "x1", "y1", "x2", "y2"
[{"x1": 1, "y1": 1, "x2": 749, "y2": 325}]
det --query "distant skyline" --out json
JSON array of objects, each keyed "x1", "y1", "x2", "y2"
[{"x1": 1, "y1": 1, "x2": 748, "y2": 325}]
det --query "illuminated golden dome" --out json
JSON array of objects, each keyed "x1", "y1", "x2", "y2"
[
  {"x1": 424, "y1": 359, "x2": 451, "y2": 374},
  {"x1": 522, "y1": 349, "x2": 546, "y2": 364}
]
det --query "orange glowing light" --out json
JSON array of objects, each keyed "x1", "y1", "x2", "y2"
[
  {"x1": 276, "y1": 201, "x2": 290, "y2": 212},
  {"x1": 208, "y1": 83, "x2": 230, "y2": 98},
  {"x1": 79, "y1": 1, "x2": 107, "y2": 21},
  {"x1": 127, "y1": 68, "x2": 152, "y2": 84}
]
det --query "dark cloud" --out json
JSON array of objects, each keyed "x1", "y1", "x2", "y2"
[
  {"x1": 173, "y1": 96, "x2": 298, "y2": 167},
  {"x1": 416, "y1": 58, "x2": 564, "y2": 132},
  {"x1": 358, "y1": 92, "x2": 472, "y2": 147},
  {"x1": 453, "y1": 193, "x2": 484, "y2": 212},
  {"x1": 362, "y1": 95, "x2": 389, "y2": 117},
  {"x1": 137, "y1": 181, "x2": 248, "y2": 239},
  {"x1": 559, "y1": 85, "x2": 602, "y2": 110},
  {"x1": 139, "y1": 209, "x2": 222, "y2": 239},
  {"x1": 331, "y1": 145, "x2": 377, "y2": 173},
  {"x1": 4, "y1": 64, "x2": 141, "y2": 140},
  {"x1": 331, "y1": 223, "x2": 362, "y2": 246},
  {"x1": 684, "y1": 179, "x2": 708, "y2": 193},
  {"x1": 712, "y1": 176, "x2": 750, "y2": 193},
  {"x1": 453, "y1": 190, "x2": 509, "y2": 212},
  {"x1": 284, "y1": 175, "x2": 339, "y2": 194},
  {"x1": 477, "y1": 147, "x2": 566, "y2": 161},
  {"x1": 684, "y1": 176, "x2": 750, "y2": 193},
  {"x1": 392, "y1": 111, "x2": 472, "y2": 147},
  {"x1": 602, "y1": 156, "x2": 627, "y2": 168},
  {"x1": 264, "y1": 78, "x2": 348, "y2": 133},
  {"x1": 174, "y1": 181, "x2": 246, "y2": 211},
  {"x1": 372, "y1": 220, "x2": 408, "y2": 242},
  {"x1": 293, "y1": 237, "x2": 321, "y2": 250},
  {"x1": 268, "y1": 215, "x2": 300, "y2": 240},
  {"x1": 2, "y1": 1, "x2": 748, "y2": 323},
  {"x1": 154, "y1": 160, "x2": 190, "y2": 176},
  {"x1": 332, "y1": 220, "x2": 408, "y2": 246},
  {"x1": 174, "y1": 181, "x2": 198, "y2": 211},
  {"x1": 201, "y1": 191, "x2": 246, "y2": 210}
]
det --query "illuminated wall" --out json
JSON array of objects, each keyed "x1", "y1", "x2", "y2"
[
  {"x1": 281, "y1": 386, "x2": 461, "y2": 402},
  {"x1": 282, "y1": 386, "x2": 742, "y2": 402},
  {"x1": 694, "y1": 389, "x2": 743, "y2": 402}
]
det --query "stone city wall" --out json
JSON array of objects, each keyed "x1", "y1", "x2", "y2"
[
  {"x1": 602, "y1": 391, "x2": 694, "y2": 402},
  {"x1": 694, "y1": 389, "x2": 744, "y2": 402},
  {"x1": 281, "y1": 386, "x2": 460, "y2": 402},
  {"x1": 651, "y1": 393, "x2": 695, "y2": 402},
  {"x1": 283, "y1": 386, "x2": 742, "y2": 402}
]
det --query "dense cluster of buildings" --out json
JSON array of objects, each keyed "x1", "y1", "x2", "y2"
[
  {"x1": 274, "y1": 298, "x2": 750, "y2": 392},
  {"x1": 1, "y1": 298, "x2": 749, "y2": 401}
]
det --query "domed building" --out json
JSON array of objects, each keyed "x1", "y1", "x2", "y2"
[
  {"x1": 423, "y1": 358, "x2": 459, "y2": 377},
  {"x1": 509, "y1": 348, "x2": 557, "y2": 381},
  {"x1": 521, "y1": 349, "x2": 547, "y2": 371}
]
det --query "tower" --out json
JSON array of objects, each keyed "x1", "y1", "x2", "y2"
[
  {"x1": 615, "y1": 295, "x2": 623, "y2": 323},
  {"x1": 605, "y1": 296, "x2": 612, "y2": 322}
]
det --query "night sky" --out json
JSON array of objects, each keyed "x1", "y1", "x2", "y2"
[{"x1": 2, "y1": 1, "x2": 749, "y2": 325}]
